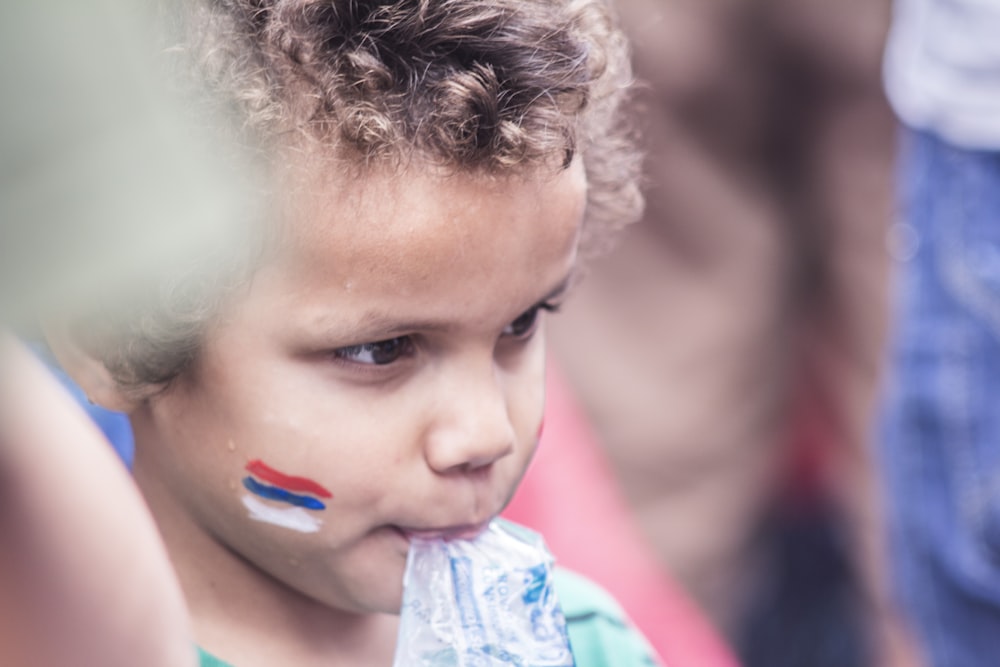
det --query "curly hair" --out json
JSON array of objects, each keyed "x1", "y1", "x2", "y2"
[{"x1": 84, "y1": 0, "x2": 642, "y2": 392}]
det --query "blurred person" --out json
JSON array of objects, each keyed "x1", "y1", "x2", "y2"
[
  {"x1": 879, "y1": 0, "x2": 1000, "y2": 664},
  {"x1": 0, "y1": 334, "x2": 197, "y2": 667},
  {"x1": 546, "y1": 1, "x2": 914, "y2": 665},
  {"x1": 1, "y1": 2, "x2": 248, "y2": 665}
]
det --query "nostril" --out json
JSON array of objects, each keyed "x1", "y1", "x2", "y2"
[
  {"x1": 465, "y1": 442, "x2": 513, "y2": 471},
  {"x1": 454, "y1": 460, "x2": 496, "y2": 479}
]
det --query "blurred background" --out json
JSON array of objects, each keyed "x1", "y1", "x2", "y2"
[{"x1": 546, "y1": 1, "x2": 898, "y2": 665}]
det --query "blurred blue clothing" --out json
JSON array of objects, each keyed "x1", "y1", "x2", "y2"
[
  {"x1": 32, "y1": 343, "x2": 134, "y2": 467},
  {"x1": 880, "y1": 127, "x2": 1000, "y2": 666}
]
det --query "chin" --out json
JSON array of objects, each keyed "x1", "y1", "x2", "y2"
[
  {"x1": 341, "y1": 582, "x2": 405, "y2": 617},
  {"x1": 379, "y1": 590, "x2": 406, "y2": 616},
  {"x1": 340, "y1": 549, "x2": 408, "y2": 615}
]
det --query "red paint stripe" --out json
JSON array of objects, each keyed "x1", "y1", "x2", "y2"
[{"x1": 245, "y1": 459, "x2": 332, "y2": 498}]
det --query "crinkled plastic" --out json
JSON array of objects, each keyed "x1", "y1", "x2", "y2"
[{"x1": 392, "y1": 519, "x2": 576, "y2": 667}]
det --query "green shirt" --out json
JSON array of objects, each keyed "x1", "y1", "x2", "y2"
[{"x1": 198, "y1": 568, "x2": 660, "y2": 666}]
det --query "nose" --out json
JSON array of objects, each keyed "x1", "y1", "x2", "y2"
[{"x1": 423, "y1": 357, "x2": 517, "y2": 475}]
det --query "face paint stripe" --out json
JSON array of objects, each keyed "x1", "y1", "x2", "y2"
[
  {"x1": 245, "y1": 459, "x2": 333, "y2": 498},
  {"x1": 242, "y1": 477, "x2": 327, "y2": 510},
  {"x1": 241, "y1": 495, "x2": 321, "y2": 533}
]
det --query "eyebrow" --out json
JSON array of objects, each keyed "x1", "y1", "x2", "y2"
[{"x1": 333, "y1": 271, "x2": 576, "y2": 341}]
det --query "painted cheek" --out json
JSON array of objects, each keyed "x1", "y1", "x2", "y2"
[
  {"x1": 240, "y1": 459, "x2": 332, "y2": 534},
  {"x1": 245, "y1": 459, "x2": 333, "y2": 498}
]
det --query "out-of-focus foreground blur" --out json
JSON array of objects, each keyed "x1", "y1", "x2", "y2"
[
  {"x1": 1, "y1": 5, "x2": 247, "y2": 666},
  {"x1": 0, "y1": 1, "x2": 246, "y2": 330}
]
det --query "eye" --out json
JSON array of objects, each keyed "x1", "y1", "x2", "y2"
[
  {"x1": 502, "y1": 303, "x2": 559, "y2": 339},
  {"x1": 333, "y1": 336, "x2": 414, "y2": 365}
]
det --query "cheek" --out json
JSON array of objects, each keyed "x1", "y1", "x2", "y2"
[
  {"x1": 238, "y1": 458, "x2": 334, "y2": 534},
  {"x1": 505, "y1": 349, "x2": 548, "y2": 448},
  {"x1": 276, "y1": 401, "x2": 414, "y2": 507}
]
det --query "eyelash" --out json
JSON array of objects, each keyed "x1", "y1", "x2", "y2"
[
  {"x1": 501, "y1": 301, "x2": 560, "y2": 340},
  {"x1": 332, "y1": 337, "x2": 415, "y2": 366},
  {"x1": 331, "y1": 301, "x2": 561, "y2": 367}
]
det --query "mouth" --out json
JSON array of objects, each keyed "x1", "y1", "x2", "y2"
[{"x1": 394, "y1": 521, "x2": 492, "y2": 542}]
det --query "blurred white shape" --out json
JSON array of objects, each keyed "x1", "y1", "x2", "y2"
[
  {"x1": 0, "y1": 0, "x2": 252, "y2": 327},
  {"x1": 886, "y1": 221, "x2": 921, "y2": 262}
]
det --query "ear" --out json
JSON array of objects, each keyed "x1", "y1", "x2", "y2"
[{"x1": 42, "y1": 322, "x2": 140, "y2": 414}]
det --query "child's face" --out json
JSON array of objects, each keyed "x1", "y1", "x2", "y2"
[{"x1": 131, "y1": 159, "x2": 586, "y2": 617}]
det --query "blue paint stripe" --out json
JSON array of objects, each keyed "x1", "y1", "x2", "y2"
[{"x1": 242, "y1": 477, "x2": 326, "y2": 510}]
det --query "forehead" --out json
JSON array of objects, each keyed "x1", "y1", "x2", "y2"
[
  {"x1": 286, "y1": 160, "x2": 582, "y2": 247},
  {"x1": 249, "y1": 159, "x2": 587, "y2": 324}
]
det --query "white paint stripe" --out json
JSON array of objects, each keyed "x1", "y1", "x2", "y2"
[{"x1": 241, "y1": 494, "x2": 322, "y2": 533}]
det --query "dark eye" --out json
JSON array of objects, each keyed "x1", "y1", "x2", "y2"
[
  {"x1": 502, "y1": 302, "x2": 558, "y2": 339},
  {"x1": 503, "y1": 307, "x2": 540, "y2": 338},
  {"x1": 333, "y1": 336, "x2": 413, "y2": 365}
]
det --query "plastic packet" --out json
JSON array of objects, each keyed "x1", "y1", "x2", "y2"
[{"x1": 392, "y1": 519, "x2": 576, "y2": 667}]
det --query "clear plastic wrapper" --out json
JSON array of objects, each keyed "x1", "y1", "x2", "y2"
[{"x1": 392, "y1": 520, "x2": 576, "y2": 667}]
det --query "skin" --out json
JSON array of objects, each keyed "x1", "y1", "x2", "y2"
[
  {"x1": 0, "y1": 334, "x2": 195, "y2": 667},
  {"x1": 114, "y1": 157, "x2": 587, "y2": 666}
]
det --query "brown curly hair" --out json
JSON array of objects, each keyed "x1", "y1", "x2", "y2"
[{"x1": 84, "y1": 0, "x2": 642, "y2": 392}]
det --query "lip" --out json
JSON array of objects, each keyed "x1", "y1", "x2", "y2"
[{"x1": 397, "y1": 521, "x2": 491, "y2": 542}]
